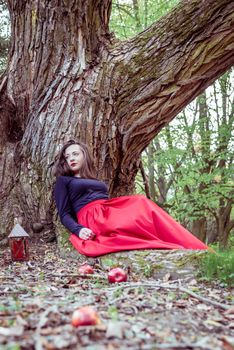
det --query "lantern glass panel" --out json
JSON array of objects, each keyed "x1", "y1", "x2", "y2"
[{"x1": 10, "y1": 237, "x2": 29, "y2": 261}]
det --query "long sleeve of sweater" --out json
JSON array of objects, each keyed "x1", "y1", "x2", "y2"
[
  {"x1": 54, "y1": 176, "x2": 84, "y2": 237},
  {"x1": 54, "y1": 176, "x2": 109, "y2": 237}
]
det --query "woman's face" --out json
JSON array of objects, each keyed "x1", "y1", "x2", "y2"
[{"x1": 64, "y1": 144, "x2": 85, "y2": 176}]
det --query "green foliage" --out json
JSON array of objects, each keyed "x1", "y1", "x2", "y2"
[
  {"x1": 110, "y1": 0, "x2": 179, "y2": 38},
  {"x1": 137, "y1": 69, "x2": 234, "y2": 245},
  {"x1": 142, "y1": 263, "x2": 154, "y2": 277},
  {"x1": 197, "y1": 248, "x2": 234, "y2": 287},
  {"x1": 0, "y1": 299, "x2": 22, "y2": 313},
  {"x1": 4, "y1": 345, "x2": 21, "y2": 350},
  {"x1": 107, "y1": 305, "x2": 119, "y2": 320},
  {"x1": 113, "y1": 287, "x2": 124, "y2": 298},
  {"x1": 167, "y1": 291, "x2": 177, "y2": 300},
  {"x1": 100, "y1": 257, "x2": 116, "y2": 269},
  {"x1": 174, "y1": 251, "x2": 205, "y2": 267},
  {"x1": 0, "y1": 2, "x2": 9, "y2": 74},
  {"x1": 116, "y1": 1, "x2": 234, "y2": 247}
]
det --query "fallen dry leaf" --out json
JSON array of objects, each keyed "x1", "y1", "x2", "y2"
[{"x1": 0, "y1": 325, "x2": 24, "y2": 336}]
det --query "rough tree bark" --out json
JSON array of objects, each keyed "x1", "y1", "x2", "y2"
[
  {"x1": 217, "y1": 197, "x2": 234, "y2": 247},
  {"x1": 0, "y1": 0, "x2": 234, "y2": 243}
]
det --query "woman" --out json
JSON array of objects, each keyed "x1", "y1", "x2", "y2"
[{"x1": 53, "y1": 140, "x2": 208, "y2": 257}]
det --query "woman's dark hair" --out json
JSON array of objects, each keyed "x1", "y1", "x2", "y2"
[{"x1": 53, "y1": 140, "x2": 96, "y2": 179}]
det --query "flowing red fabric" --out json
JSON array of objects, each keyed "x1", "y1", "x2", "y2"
[{"x1": 69, "y1": 195, "x2": 208, "y2": 257}]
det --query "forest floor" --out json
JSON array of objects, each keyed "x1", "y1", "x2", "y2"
[{"x1": 0, "y1": 239, "x2": 233, "y2": 350}]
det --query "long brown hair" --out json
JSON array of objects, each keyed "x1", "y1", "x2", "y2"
[{"x1": 53, "y1": 140, "x2": 96, "y2": 179}]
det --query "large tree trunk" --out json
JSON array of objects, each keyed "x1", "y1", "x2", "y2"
[
  {"x1": 0, "y1": 0, "x2": 234, "y2": 243},
  {"x1": 217, "y1": 198, "x2": 234, "y2": 248},
  {"x1": 192, "y1": 218, "x2": 207, "y2": 242}
]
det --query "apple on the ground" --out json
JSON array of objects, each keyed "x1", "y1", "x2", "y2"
[
  {"x1": 108, "y1": 267, "x2": 128, "y2": 283},
  {"x1": 78, "y1": 264, "x2": 94, "y2": 274},
  {"x1": 71, "y1": 306, "x2": 100, "y2": 327}
]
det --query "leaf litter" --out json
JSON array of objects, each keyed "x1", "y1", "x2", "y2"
[{"x1": 0, "y1": 241, "x2": 233, "y2": 350}]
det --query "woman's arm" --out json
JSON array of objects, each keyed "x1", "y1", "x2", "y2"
[{"x1": 54, "y1": 176, "x2": 84, "y2": 237}]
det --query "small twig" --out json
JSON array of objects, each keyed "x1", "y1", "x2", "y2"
[
  {"x1": 177, "y1": 285, "x2": 229, "y2": 310},
  {"x1": 104, "y1": 282, "x2": 230, "y2": 310},
  {"x1": 141, "y1": 342, "x2": 205, "y2": 349},
  {"x1": 0, "y1": 273, "x2": 107, "y2": 281},
  {"x1": 109, "y1": 295, "x2": 127, "y2": 305},
  {"x1": 0, "y1": 315, "x2": 16, "y2": 319},
  {"x1": 50, "y1": 273, "x2": 106, "y2": 279},
  {"x1": 104, "y1": 282, "x2": 161, "y2": 291},
  {"x1": 0, "y1": 291, "x2": 28, "y2": 295}
]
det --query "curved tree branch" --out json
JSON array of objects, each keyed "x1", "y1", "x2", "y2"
[{"x1": 110, "y1": 0, "x2": 234, "y2": 161}]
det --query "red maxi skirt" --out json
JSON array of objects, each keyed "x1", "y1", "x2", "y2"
[{"x1": 69, "y1": 195, "x2": 208, "y2": 257}]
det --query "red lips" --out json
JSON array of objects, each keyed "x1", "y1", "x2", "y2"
[{"x1": 70, "y1": 162, "x2": 77, "y2": 167}]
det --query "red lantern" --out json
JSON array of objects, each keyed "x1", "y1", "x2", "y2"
[{"x1": 8, "y1": 224, "x2": 30, "y2": 261}]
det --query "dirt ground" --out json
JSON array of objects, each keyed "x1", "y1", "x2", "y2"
[{"x1": 0, "y1": 239, "x2": 233, "y2": 350}]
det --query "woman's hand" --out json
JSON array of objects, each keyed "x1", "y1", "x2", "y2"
[{"x1": 79, "y1": 227, "x2": 95, "y2": 240}]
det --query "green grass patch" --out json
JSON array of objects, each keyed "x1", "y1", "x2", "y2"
[
  {"x1": 107, "y1": 306, "x2": 119, "y2": 320},
  {"x1": 197, "y1": 248, "x2": 234, "y2": 287},
  {"x1": 175, "y1": 251, "x2": 206, "y2": 267}
]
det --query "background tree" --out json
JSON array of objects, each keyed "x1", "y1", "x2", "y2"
[
  {"x1": 111, "y1": 0, "x2": 180, "y2": 204},
  {"x1": 137, "y1": 71, "x2": 234, "y2": 247},
  {"x1": 0, "y1": 0, "x2": 233, "y2": 245},
  {"x1": 112, "y1": 0, "x2": 233, "y2": 247},
  {"x1": 110, "y1": 0, "x2": 179, "y2": 39}
]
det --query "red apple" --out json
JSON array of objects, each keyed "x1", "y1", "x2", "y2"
[
  {"x1": 78, "y1": 264, "x2": 94, "y2": 274},
  {"x1": 108, "y1": 267, "x2": 128, "y2": 283},
  {"x1": 71, "y1": 306, "x2": 100, "y2": 327}
]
